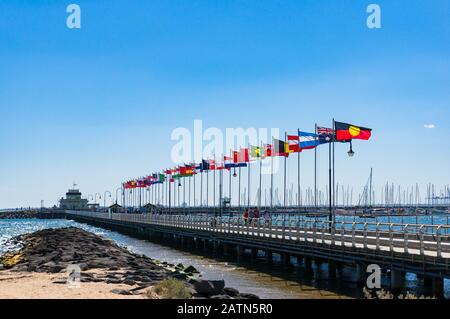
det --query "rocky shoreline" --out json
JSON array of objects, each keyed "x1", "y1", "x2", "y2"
[
  {"x1": 0, "y1": 227, "x2": 258, "y2": 299},
  {"x1": 0, "y1": 210, "x2": 40, "y2": 219}
]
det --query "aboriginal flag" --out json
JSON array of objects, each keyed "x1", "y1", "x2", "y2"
[{"x1": 335, "y1": 121, "x2": 372, "y2": 141}]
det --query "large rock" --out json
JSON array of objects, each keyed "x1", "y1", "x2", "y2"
[
  {"x1": 238, "y1": 293, "x2": 259, "y2": 299},
  {"x1": 193, "y1": 280, "x2": 225, "y2": 296},
  {"x1": 223, "y1": 287, "x2": 240, "y2": 297},
  {"x1": 111, "y1": 289, "x2": 132, "y2": 295},
  {"x1": 184, "y1": 265, "x2": 200, "y2": 274}
]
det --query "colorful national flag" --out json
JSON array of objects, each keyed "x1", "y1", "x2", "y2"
[
  {"x1": 180, "y1": 166, "x2": 194, "y2": 176},
  {"x1": 224, "y1": 162, "x2": 248, "y2": 169},
  {"x1": 233, "y1": 151, "x2": 239, "y2": 163},
  {"x1": 273, "y1": 138, "x2": 288, "y2": 156},
  {"x1": 263, "y1": 144, "x2": 272, "y2": 157},
  {"x1": 200, "y1": 159, "x2": 210, "y2": 171},
  {"x1": 334, "y1": 121, "x2": 372, "y2": 141},
  {"x1": 240, "y1": 148, "x2": 250, "y2": 162},
  {"x1": 287, "y1": 135, "x2": 300, "y2": 153},
  {"x1": 299, "y1": 131, "x2": 319, "y2": 149},
  {"x1": 316, "y1": 126, "x2": 335, "y2": 144},
  {"x1": 250, "y1": 145, "x2": 261, "y2": 158}
]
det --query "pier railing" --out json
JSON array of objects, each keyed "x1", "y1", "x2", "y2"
[{"x1": 66, "y1": 211, "x2": 450, "y2": 259}]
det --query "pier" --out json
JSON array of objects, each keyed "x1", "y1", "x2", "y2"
[{"x1": 64, "y1": 209, "x2": 450, "y2": 298}]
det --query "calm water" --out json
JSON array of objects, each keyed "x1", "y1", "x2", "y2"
[{"x1": 0, "y1": 219, "x2": 448, "y2": 298}]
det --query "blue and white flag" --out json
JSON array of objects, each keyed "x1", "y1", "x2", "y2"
[{"x1": 298, "y1": 131, "x2": 319, "y2": 149}]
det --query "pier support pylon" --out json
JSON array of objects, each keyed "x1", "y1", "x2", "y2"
[
  {"x1": 266, "y1": 250, "x2": 273, "y2": 264},
  {"x1": 251, "y1": 248, "x2": 258, "y2": 261},
  {"x1": 282, "y1": 253, "x2": 291, "y2": 267},
  {"x1": 356, "y1": 263, "x2": 366, "y2": 286},
  {"x1": 390, "y1": 269, "x2": 403, "y2": 293},
  {"x1": 223, "y1": 243, "x2": 229, "y2": 256},
  {"x1": 432, "y1": 277, "x2": 444, "y2": 299},
  {"x1": 328, "y1": 261, "x2": 337, "y2": 278},
  {"x1": 304, "y1": 256, "x2": 313, "y2": 273},
  {"x1": 236, "y1": 245, "x2": 245, "y2": 262}
]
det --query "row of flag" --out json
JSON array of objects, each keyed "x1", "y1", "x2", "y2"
[{"x1": 122, "y1": 121, "x2": 372, "y2": 189}]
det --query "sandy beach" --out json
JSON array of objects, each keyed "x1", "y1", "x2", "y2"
[
  {"x1": 0, "y1": 227, "x2": 258, "y2": 299},
  {"x1": 0, "y1": 269, "x2": 144, "y2": 299}
]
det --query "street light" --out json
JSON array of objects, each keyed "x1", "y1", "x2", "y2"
[
  {"x1": 104, "y1": 190, "x2": 111, "y2": 208},
  {"x1": 87, "y1": 194, "x2": 94, "y2": 202},
  {"x1": 94, "y1": 193, "x2": 101, "y2": 204},
  {"x1": 115, "y1": 187, "x2": 122, "y2": 205},
  {"x1": 347, "y1": 141, "x2": 355, "y2": 157}
]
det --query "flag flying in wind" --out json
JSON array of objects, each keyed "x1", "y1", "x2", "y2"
[
  {"x1": 209, "y1": 160, "x2": 216, "y2": 170},
  {"x1": 316, "y1": 126, "x2": 335, "y2": 144},
  {"x1": 297, "y1": 131, "x2": 319, "y2": 149},
  {"x1": 200, "y1": 160, "x2": 210, "y2": 171},
  {"x1": 233, "y1": 151, "x2": 240, "y2": 163},
  {"x1": 334, "y1": 121, "x2": 372, "y2": 141},
  {"x1": 250, "y1": 145, "x2": 261, "y2": 158},
  {"x1": 287, "y1": 135, "x2": 301, "y2": 153},
  {"x1": 240, "y1": 148, "x2": 250, "y2": 162},
  {"x1": 263, "y1": 144, "x2": 272, "y2": 157},
  {"x1": 273, "y1": 138, "x2": 290, "y2": 156}
]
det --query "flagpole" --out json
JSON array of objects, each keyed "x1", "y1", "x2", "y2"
[
  {"x1": 219, "y1": 158, "x2": 223, "y2": 217},
  {"x1": 139, "y1": 187, "x2": 142, "y2": 209},
  {"x1": 200, "y1": 161, "x2": 203, "y2": 207},
  {"x1": 332, "y1": 118, "x2": 336, "y2": 223},
  {"x1": 160, "y1": 181, "x2": 163, "y2": 205},
  {"x1": 173, "y1": 177, "x2": 181, "y2": 208},
  {"x1": 258, "y1": 141, "x2": 262, "y2": 211},
  {"x1": 270, "y1": 137, "x2": 274, "y2": 210},
  {"x1": 193, "y1": 169, "x2": 196, "y2": 207},
  {"x1": 328, "y1": 129, "x2": 332, "y2": 227},
  {"x1": 213, "y1": 156, "x2": 216, "y2": 212},
  {"x1": 314, "y1": 124, "x2": 318, "y2": 210},
  {"x1": 247, "y1": 145, "x2": 251, "y2": 208},
  {"x1": 297, "y1": 129, "x2": 301, "y2": 210},
  {"x1": 169, "y1": 180, "x2": 171, "y2": 214},
  {"x1": 206, "y1": 163, "x2": 209, "y2": 209},
  {"x1": 238, "y1": 166, "x2": 241, "y2": 212},
  {"x1": 284, "y1": 132, "x2": 287, "y2": 208},
  {"x1": 229, "y1": 149, "x2": 232, "y2": 208}
]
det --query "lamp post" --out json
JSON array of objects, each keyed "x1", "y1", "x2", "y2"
[
  {"x1": 87, "y1": 194, "x2": 94, "y2": 203},
  {"x1": 115, "y1": 187, "x2": 122, "y2": 205},
  {"x1": 104, "y1": 191, "x2": 111, "y2": 208},
  {"x1": 348, "y1": 141, "x2": 355, "y2": 157},
  {"x1": 94, "y1": 193, "x2": 101, "y2": 205}
]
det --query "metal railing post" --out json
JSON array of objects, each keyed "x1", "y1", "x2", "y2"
[
  {"x1": 376, "y1": 223, "x2": 380, "y2": 250},
  {"x1": 363, "y1": 223, "x2": 368, "y2": 249},
  {"x1": 389, "y1": 223, "x2": 394, "y2": 252},
  {"x1": 437, "y1": 226, "x2": 442, "y2": 258},
  {"x1": 404, "y1": 224, "x2": 409, "y2": 254},
  {"x1": 351, "y1": 222, "x2": 356, "y2": 248},
  {"x1": 419, "y1": 225, "x2": 425, "y2": 255}
]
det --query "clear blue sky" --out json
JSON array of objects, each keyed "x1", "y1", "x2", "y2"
[{"x1": 1, "y1": 0, "x2": 449, "y2": 208}]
